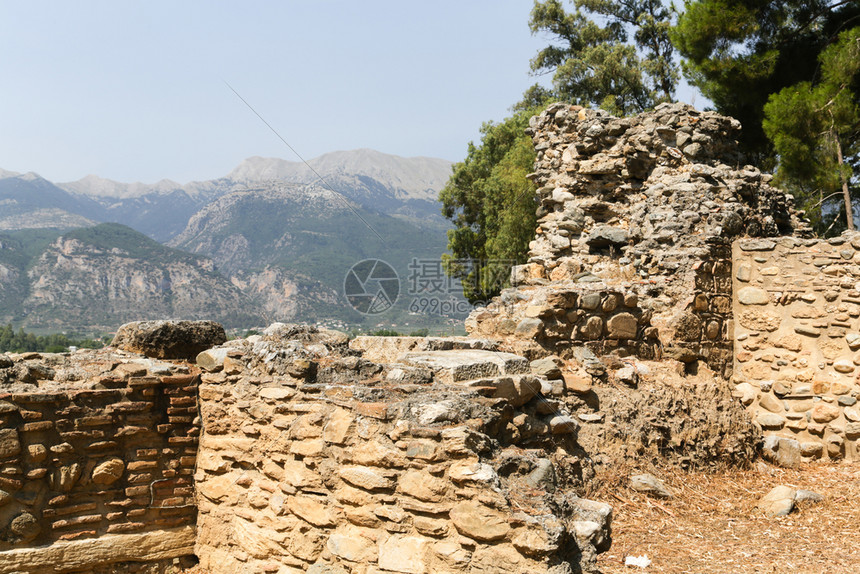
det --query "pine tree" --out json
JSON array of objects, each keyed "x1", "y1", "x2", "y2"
[
  {"x1": 673, "y1": 0, "x2": 860, "y2": 165},
  {"x1": 763, "y1": 27, "x2": 860, "y2": 232},
  {"x1": 529, "y1": 0, "x2": 677, "y2": 115}
]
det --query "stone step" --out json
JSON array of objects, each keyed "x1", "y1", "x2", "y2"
[
  {"x1": 350, "y1": 336, "x2": 498, "y2": 364},
  {"x1": 397, "y1": 350, "x2": 529, "y2": 384}
]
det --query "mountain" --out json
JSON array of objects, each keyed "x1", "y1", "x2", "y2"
[
  {"x1": 168, "y1": 181, "x2": 464, "y2": 329},
  {"x1": 227, "y1": 149, "x2": 451, "y2": 201},
  {"x1": 1, "y1": 149, "x2": 463, "y2": 333},
  {"x1": 0, "y1": 174, "x2": 104, "y2": 231},
  {"x1": 0, "y1": 223, "x2": 261, "y2": 332},
  {"x1": 53, "y1": 150, "x2": 454, "y2": 241},
  {"x1": 227, "y1": 150, "x2": 452, "y2": 222}
]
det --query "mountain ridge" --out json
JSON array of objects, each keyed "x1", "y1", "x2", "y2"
[
  {"x1": 47, "y1": 149, "x2": 452, "y2": 204},
  {"x1": 1, "y1": 149, "x2": 464, "y2": 333}
]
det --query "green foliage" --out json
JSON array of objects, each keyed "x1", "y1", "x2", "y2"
[
  {"x1": 440, "y1": 107, "x2": 541, "y2": 303},
  {"x1": 763, "y1": 26, "x2": 860, "y2": 232},
  {"x1": 441, "y1": 2, "x2": 678, "y2": 304},
  {"x1": 673, "y1": 0, "x2": 860, "y2": 163},
  {"x1": 529, "y1": 0, "x2": 677, "y2": 115},
  {"x1": 64, "y1": 223, "x2": 203, "y2": 266},
  {"x1": 368, "y1": 329, "x2": 401, "y2": 337},
  {"x1": 0, "y1": 324, "x2": 104, "y2": 353}
]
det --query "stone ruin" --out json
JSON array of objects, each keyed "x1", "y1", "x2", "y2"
[
  {"x1": 0, "y1": 103, "x2": 858, "y2": 573},
  {"x1": 467, "y1": 102, "x2": 859, "y2": 467},
  {"x1": 0, "y1": 323, "x2": 614, "y2": 574}
]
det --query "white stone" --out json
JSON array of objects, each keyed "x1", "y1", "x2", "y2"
[
  {"x1": 737, "y1": 287, "x2": 770, "y2": 305},
  {"x1": 378, "y1": 535, "x2": 430, "y2": 574}
]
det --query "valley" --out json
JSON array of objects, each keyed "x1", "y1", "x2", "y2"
[{"x1": 0, "y1": 150, "x2": 472, "y2": 335}]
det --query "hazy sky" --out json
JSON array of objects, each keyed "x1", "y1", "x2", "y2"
[{"x1": 0, "y1": 1, "x2": 704, "y2": 184}]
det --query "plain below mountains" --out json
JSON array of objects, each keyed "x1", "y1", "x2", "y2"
[{"x1": 0, "y1": 150, "x2": 466, "y2": 333}]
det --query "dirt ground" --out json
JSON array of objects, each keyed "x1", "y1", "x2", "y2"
[{"x1": 594, "y1": 461, "x2": 860, "y2": 574}]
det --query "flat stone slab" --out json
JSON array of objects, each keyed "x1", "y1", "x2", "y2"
[
  {"x1": 398, "y1": 350, "x2": 529, "y2": 384},
  {"x1": 0, "y1": 526, "x2": 195, "y2": 573},
  {"x1": 350, "y1": 336, "x2": 498, "y2": 364}
]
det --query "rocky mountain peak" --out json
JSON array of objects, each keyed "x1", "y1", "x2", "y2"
[
  {"x1": 59, "y1": 174, "x2": 184, "y2": 199},
  {"x1": 227, "y1": 149, "x2": 452, "y2": 202}
]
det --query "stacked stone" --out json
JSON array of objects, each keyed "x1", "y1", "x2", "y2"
[
  {"x1": 468, "y1": 285, "x2": 659, "y2": 362},
  {"x1": 733, "y1": 233, "x2": 860, "y2": 462},
  {"x1": 0, "y1": 348, "x2": 199, "y2": 572},
  {"x1": 193, "y1": 325, "x2": 612, "y2": 574},
  {"x1": 469, "y1": 102, "x2": 809, "y2": 376}
]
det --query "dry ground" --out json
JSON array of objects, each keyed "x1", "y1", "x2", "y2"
[{"x1": 595, "y1": 461, "x2": 860, "y2": 574}]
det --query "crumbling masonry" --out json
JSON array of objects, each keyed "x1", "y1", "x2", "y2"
[{"x1": 0, "y1": 103, "x2": 858, "y2": 574}]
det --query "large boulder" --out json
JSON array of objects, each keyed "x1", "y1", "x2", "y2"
[{"x1": 112, "y1": 320, "x2": 227, "y2": 360}]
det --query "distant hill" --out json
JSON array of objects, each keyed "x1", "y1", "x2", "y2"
[
  {"x1": 168, "y1": 181, "x2": 466, "y2": 329},
  {"x1": 227, "y1": 149, "x2": 451, "y2": 201},
  {"x1": 1, "y1": 150, "x2": 465, "y2": 333},
  {"x1": 0, "y1": 173, "x2": 104, "y2": 231},
  {"x1": 1, "y1": 223, "x2": 261, "y2": 332},
  {"x1": 54, "y1": 149, "x2": 454, "y2": 240}
]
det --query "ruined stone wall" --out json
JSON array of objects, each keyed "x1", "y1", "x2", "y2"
[
  {"x1": 0, "y1": 350, "x2": 199, "y2": 573},
  {"x1": 193, "y1": 326, "x2": 612, "y2": 574},
  {"x1": 469, "y1": 102, "x2": 807, "y2": 378},
  {"x1": 733, "y1": 234, "x2": 860, "y2": 462}
]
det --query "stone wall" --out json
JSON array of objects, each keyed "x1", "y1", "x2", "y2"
[
  {"x1": 0, "y1": 350, "x2": 199, "y2": 572},
  {"x1": 193, "y1": 326, "x2": 613, "y2": 574},
  {"x1": 468, "y1": 102, "x2": 808, "y2": 378},
  {"x1": 733, "y1": 234, "x2": 860, "y2": 462}
]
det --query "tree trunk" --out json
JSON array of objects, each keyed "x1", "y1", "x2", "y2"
[{"x1": 835, "y1": 135, "x2": 854, "y2": 230}]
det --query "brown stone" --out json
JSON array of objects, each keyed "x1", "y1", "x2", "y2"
[
  {"x1": 281, "y1": 460, "x2": 323, "y2": 490},
  {"x1": 289, "y1": 439, "x2": 325, "y2": 457},
  {"x1": 92, "y1": 458, "x2": 125, "y2": 485},
  {"x1": 606, "y1": 313, "x2": 638, "y2": 339},
  {"x1": 773, "y1": 335, "x2": 803, "y2": 352},
  {"x1": 289, "y1": 495, "x2": 338, "y2": 527},
  {"x1": 738, "y1": 309, "x2": 781, "y2": 332},
  {"x1": 579, "y1": 316, "x2": 604, "y2": 340},
  {"x1": 830, "y1": 382, "x2": 853, "y2": 395},
  {"x1": 0, "y1": 428, "x2": 21, "y2": 458},
  {"x1": 759, "y1": 394, "x2": 784, "y2": 413},
  {"x1": 379, "y1": 535, "x2": 431, "y2": 573},
  {"x1": 326, "y1": 526, "x2": 377, "y2": 562},
  {"x1": 413, "y1": 516, "x2": 448, "y2": 537},
  {"x1": 351, "y1": 441, "x2": 408, "y2": 468},
  {"x1": 333, "y1": 484, "x2": 374, "y2": 507},
  {"x1": 738, "y1": 287, "x2": 770, "y2": 305},
  {"x1": 562, "y1": 371, "x2": 592, "y2": 394},
  {"x1": 345, "y1": 505, "x2": 381, "y2": 527},
  {"x1": 398, "y1": 470, "x2": 447, "y2": 502},
  {"x1": 322, "y1": 408, "x2": 354, "y2": 444},
  {"x1": 449, "y1": 501, "x2": 511, "y2": 542},
  {"x1": 10, "y1": 512, "x2": 41, "y2": 542},
  {"x1": 339, "y1": 466, "x2": 393, "y2": 491},
  {"x1": 812, "y1": 380, "x2": 831, "y2": 394},
  {"x1": 811, "y1": 403, "x2": 841, "y2": 423},
  {"x1": 512, "y1": 522, "x2": 562, "y2": 556}
]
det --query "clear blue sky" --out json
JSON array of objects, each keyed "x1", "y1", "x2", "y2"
[{"x1": 0, "y1": 1, "x2": 704, "y2": 184}]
